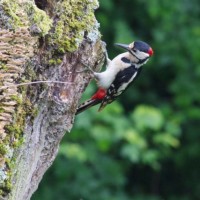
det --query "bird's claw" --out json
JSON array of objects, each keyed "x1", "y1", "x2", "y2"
[
  {"x1": 101, "y1": 41, "x2": 111, "y2": 67},
  {"x1": 104, "y1": 51, "x2": 111, "y2": 68}
]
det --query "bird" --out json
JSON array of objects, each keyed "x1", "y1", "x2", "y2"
[{"x1": 76, "y1": 40, "x2": 153, "y2": 115}]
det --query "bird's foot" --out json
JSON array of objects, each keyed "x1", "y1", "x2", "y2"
[
  {"x1": 104, "y1": 51, "x2": 111, "y2": 68},
  {"x1": 101, "y1": 41, "x2": 111, "y2": 68}
]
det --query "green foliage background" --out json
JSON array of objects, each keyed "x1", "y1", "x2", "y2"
[{"x1": 33, "y1": 0, "x2": 200, "y2": 199}]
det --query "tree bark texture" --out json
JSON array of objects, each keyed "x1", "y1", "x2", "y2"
[{"x1": 0, "y1": 0, "x2": 105, "y2": 199}]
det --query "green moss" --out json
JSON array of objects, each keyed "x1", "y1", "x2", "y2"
[
  {"x1": 49, "y1": 58, "x2": 62, "y2": 65},
  {"x1": 0, "y1": 62, "x2": 8, "y2": 71},
  {"x1": 0, "y1": 107, "x2": 5, "y2": 113},
  {"x1": 0, "y1": 93, "x2": 32, "y2": 193},
  {"x1": 32, "y1": 106, "x2": 39, "y2": 118},
  {"x1": 1, "y1": 0, "x2": 52, "y2": 35},
  {"x1": 5, "y1": 124, "x2": 22, "y2": 136},
  {"x1": 0, "y1": 102, "x2": 27, "y2": 192},
  {"x1": 2, "y1": 179, "x2": 12, "y2": 193},
  {"x1": 25, "y1": 65, "x2": 38, "y2": 80},
  {"x1": 25, "y1": 2, "x2": 52, "y2": 36},
  {"x1": 0, "y1": 145, "x2": 7, "y2": 156},
  {"x1": 10, "y1": 95, "x2": 23, "y2": 105},
  {"x1": 0, "y1": 172, "x2": 12, "y2": 195},
  {"x1": 12, "y1": 137, "x2": 24, "y2": 148},
  {"x1": 51, "y1": 0, "x2": 99, "y2": 53},
  {"x1": 1, "y1": 0, "x2": 23, "y2": 28}
]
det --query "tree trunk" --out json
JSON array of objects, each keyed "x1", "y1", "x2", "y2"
[{"x1": 0, "y1": 0, "x2": 105, "y2": 199}]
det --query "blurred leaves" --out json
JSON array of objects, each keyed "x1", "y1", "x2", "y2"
[
  {"x1": 60, "y1": 143, "x2": 87, "y2": 162},
  {"x1": 132, "y1": 105, "x2": 164, "y2": 131}
]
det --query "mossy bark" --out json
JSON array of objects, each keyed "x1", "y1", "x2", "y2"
[{"x1": 0, "y1": 0, "x2": 105, "y2": 199}]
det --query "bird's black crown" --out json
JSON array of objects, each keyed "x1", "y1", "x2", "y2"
[{"x1": 134, "y1": 41, "x2": 151, "y2": 53}]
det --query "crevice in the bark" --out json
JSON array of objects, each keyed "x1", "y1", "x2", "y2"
[{"x1": 34, "y1": 0, "x2": 48, "y2": 11}]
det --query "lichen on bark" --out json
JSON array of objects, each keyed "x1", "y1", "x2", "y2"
[{"x1": 50, "y1": 0, "x2": 99, "y2": 52}]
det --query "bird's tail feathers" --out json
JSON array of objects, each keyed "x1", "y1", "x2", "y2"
[{"x1": 76, "y1": 99, "x2": 101, "y2": 115}]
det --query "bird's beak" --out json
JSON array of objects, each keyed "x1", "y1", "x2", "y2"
[{"x1": 115, "y1": 43, "x2": 130, "y2": 51}]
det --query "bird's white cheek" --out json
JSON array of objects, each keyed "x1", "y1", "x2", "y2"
[{"x1": 137, "y1": 51, "x2": 149, "y2": 60}]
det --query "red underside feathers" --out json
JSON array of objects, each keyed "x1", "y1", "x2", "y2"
[{"x1": 91, "y1": 88, "x2": 106, "y2": 100}]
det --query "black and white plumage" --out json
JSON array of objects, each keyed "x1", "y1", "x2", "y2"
[
  {"x1": 98, "y1": 64, "x2": 142, "y2": 111},
  {"x1": 76, "y1": 40, "x2": 153, "y2": 115}
]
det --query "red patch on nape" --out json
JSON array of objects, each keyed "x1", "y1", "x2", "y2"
[
  {"x1": 148, "y1": 47, "x2": 154, "y2": 56},
  {"x1": 92, "y1": 88, "x2": 106, "y2": 100}
]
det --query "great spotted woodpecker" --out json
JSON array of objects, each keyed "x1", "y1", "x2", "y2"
[{"x1": 76, "y1": 41, "x2": 153, "y2": 115}]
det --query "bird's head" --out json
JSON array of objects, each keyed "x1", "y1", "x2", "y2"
[{"x1": 115, "y1": 41, "x2": 153, "y2": 65}]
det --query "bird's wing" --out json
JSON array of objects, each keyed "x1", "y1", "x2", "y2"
[{"x1": 98, "y1": 65, "x2": 141, "y2": 111}]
